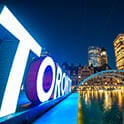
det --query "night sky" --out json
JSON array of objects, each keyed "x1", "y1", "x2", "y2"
[{"x1": 1, "y1": 0, "x2": 124, "y2": 69}]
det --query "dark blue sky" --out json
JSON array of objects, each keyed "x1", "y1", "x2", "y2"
[{"x1": 1, "y1": 0, "x2": 124, "y2": 68}]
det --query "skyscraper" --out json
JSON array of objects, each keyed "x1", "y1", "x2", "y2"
[
  {"x1": 101, "y1": 48, "x2": 108, "y2": 65},
  {"x1": 88, "y1": 46, "x2": 108, "y2": 68},
  {"x1": 114, "y1": 34, "x2": 124, "y2": 70},
  {"x1": 88, "y1": 46, "x2": 101, "y2": 67}
]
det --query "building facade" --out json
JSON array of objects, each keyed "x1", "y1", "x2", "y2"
[
  {"x1": 88, "y1": 46, "x2": 102, "y2": 67},
  {"x1": 114, "y1": 34, "x2": 124, "y2": 70},
  {"x1": 88, "y1": 46, "x2": 108, "y2": 68},
  {"x1": 78, "y1": 65, "x2": 94, "y2": 83},
  {"x1": 101, "y1": 48, "x2": 108, "y2": 65}
]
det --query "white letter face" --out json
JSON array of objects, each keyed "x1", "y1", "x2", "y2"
[
  {"x1": 25, "y1": 56, "x2": 56, "y2": 103},
  {"x1": 0, "y1": 6, "x2": 72, "y2": 118},
  {"x1": 54, "y1": 64, "x2": 62, "y2": 99},
  {"x1": 0, "y1": 6, "x2": 41, "y2": 117},
  {"x1": 61, "y1": 73, "x2": 66, "y2": 95},
  {"x1": 37, "y1": 57, "x2": 56, "y2": 102}
]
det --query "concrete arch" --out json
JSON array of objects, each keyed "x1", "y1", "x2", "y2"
[{"x1": 78, "y1": 70, "x2": 124, "y2": 87}]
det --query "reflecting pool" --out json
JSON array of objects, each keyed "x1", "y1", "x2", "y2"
[{"x1": 78, "y1": 90, "x2": 124, "y2": 124}]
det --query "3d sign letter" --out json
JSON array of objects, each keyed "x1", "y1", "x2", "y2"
[
  {"x1": 0, "y1": 6, "x2": 41, "y2": 117},
  {"x1": 26, "y1": 56, "x2": 72, "y2": 103},
  {"x1": 0, "y1": 6, "x2": 72, "y2": 118},
  {"x1": 26, "y1": 56, "x2": 56, "y2": 103}
]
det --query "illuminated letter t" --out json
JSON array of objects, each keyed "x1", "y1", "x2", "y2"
[{"x1": 0, "y1": 6, "x2": 41, "y2": 117}]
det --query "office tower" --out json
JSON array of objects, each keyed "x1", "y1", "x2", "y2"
[
  {"x1": 114, "y1": 34, "x2": 124, "y2": 70},
  {"x1": 88, "y1": 46, "x2": 101, "y2": 67},
  {"x1": 101, "y1": 48, "x2": 108, "y2": 65}
]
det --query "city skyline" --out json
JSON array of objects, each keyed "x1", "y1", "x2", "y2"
[
  {"x1": 1, "y1": 0, "x2": 124, "y2": 69},
  {"x1": 0, "y1": 2, "x2": 124, "y2": 123}
]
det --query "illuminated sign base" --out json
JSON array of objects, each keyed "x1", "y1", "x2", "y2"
[{"x1": 0, "y1": 93, "x2": 71, "y2": 123}]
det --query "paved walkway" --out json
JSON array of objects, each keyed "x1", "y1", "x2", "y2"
[{"x1": 33, "y1": 93, "x2": 79, "y2": 124}]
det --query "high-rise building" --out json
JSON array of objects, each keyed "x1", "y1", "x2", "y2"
[
  {"x1": 88, "y1": 46, "x2": 109, "y2": 67},
  {"x1": 88, "y1": 46, "x2": 102, "y2": 67},
  {"x1": 114, "y1": 34, "x2": 124, "y2": 70},
  {"x1": 101, "y1": 48, "x2": 108, "y2": 65}
]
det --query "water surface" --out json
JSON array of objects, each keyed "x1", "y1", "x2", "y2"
[{"x1": 78, "y1": 90, "x2": 124, "y2": 124}]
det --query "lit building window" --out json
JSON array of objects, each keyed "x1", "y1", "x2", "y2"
[{"x1": 114, "y1": 34, "x2": 124, "y2": 70}]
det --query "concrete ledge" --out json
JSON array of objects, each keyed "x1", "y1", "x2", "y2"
[
  {"x1": 33, "y1": 93, "x2": 79, "y2": 124},
  {"x1": 0, "y1": 93, "x2": 71, "y2": 124}
]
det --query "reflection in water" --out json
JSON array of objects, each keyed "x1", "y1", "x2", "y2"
[
  {"x1": 104, "y1": 91, "x2": 112, "y2": 111},
  {"x1": 79, "y1": 90, "x2": 124, "y2": 124},
  {"x1": 78, "y1": 96, "x2": 84, "y2": 124}
]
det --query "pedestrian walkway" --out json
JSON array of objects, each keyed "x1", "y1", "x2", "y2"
[{"x1": 33, "y1": 93, "x2": 79, "y2": 124}]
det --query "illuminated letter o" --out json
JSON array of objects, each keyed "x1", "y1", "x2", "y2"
[
  {"x1": 37, "y1": 56, "x2": 55, "y2": 102},
  {"x1": 25, "y1": 56, "x2": 55, "y2": 103}
]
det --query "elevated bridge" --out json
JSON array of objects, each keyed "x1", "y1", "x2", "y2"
[{"x1": 78, "y1": 70, "x2": 124, "y2": 87}]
